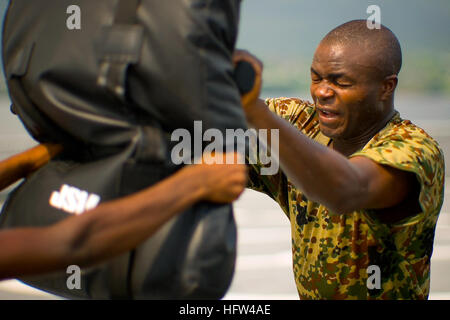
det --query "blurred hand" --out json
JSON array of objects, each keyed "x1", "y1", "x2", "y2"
[
  {"x1": 233, "y1": 49, "x2": 263, "y2": 111},
  {"x1": 186, "y1": 152, "x2": 248, "y2": 204}
]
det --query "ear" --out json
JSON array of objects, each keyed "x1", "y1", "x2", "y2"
[{"x1": 380, "y1": 75, "x2": 398, "y2": 100}]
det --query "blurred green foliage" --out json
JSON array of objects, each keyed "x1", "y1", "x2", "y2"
[
  {"x1": 400, "y1": 51, "x2": 450, "y2": 94},
  {"x1": 237, "y1": 0, "x2": 450, "y2": 96},
  {"x1": 257, "y1": 51, "x2": 450, "y2": 96}
]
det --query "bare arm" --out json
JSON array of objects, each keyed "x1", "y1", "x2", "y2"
[
  {"x1": 0, "y1": 143, "x2": 62, "y2": 191},
  {"x1": 0, "y1": 153, "x2": 247, "y2": 280}
]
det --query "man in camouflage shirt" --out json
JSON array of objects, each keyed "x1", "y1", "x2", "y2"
[{"x1": 234, "y1": 20, "x2": 445, "y2": 299}]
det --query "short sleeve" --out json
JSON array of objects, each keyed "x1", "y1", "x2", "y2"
[{"x1": 350, "y1": 118, "x2": 445, "y2": 225}]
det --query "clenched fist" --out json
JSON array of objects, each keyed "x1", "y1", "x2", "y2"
[{"x1": 182, "y1": 152, "x2": 248, "y2": 204}]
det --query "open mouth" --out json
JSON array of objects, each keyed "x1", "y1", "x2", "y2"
[{"x1": 317, "y1": 108, "x2": 339, "y2": 119}]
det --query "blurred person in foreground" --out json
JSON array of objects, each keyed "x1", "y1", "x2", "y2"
[
  {"x1": 235, "y1": 20, "x2": 445, "y2": 299},
  {"x1": 0, "y1": 144, "x2": 246, "y2": 281}
]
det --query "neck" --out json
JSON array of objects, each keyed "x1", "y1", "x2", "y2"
[{"x1": 332, "y1": 109, "x2": 395, "y2": 157}]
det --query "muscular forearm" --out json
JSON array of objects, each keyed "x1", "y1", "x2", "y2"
[
  {"x1": 64, "y1": 166, "x2": 207, "y2": 266},
  {"x1": 0, "y1": 166, "x2": 207, "y2": 280},
  {"x1": 247, "y1": 100, "x2": 365, "y2": 213}
]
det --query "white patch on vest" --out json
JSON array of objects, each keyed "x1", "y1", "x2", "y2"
[{"x1": 49, "y1": 184, "x2": 100, "y2": 215}]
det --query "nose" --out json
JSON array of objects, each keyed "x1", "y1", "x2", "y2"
[{"x1": 314, "y1": 82, "x2": 334, "y2": 102}]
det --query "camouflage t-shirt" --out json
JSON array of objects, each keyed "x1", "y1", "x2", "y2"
[{"x1": 248, "y1": 97, "x2": 445, "y2": 300}]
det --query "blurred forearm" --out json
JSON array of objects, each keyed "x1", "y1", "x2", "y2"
[
  {"x1": 0, "y1": 143, "x2": 62, "y2": 191},
  {"x1": 0, "y1": 165, "x2": 207, "y2": 280}
]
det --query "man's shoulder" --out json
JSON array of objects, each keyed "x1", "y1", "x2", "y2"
[
  {"x1": 368, "y1": 113, "x2": 443, "y2": 159},
  {"x1": 265, "y1": 97, "x2": 315, "y2": 116},
  {"x1": 357, "y1": 112, "x2": 445, "y2": 200},
  {"x1": 265, "y1": 97, "x2": 319, "y2": 135}
]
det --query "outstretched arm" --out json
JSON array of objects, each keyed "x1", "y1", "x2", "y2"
[{"x1": 0, "y1": 152, "x2": 247, "y2": 280}]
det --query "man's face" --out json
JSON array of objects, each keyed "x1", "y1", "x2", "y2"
[{"x1": 310, "y1": 42, "x2": 384, "y2": 140}]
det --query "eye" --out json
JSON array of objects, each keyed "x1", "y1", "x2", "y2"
[
  {"x1": 335, "y1": 79, "x2": 353, "y2": 88},
  {"x1": 311, "y1": 75, "x2": 321, "y2": 83}
]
